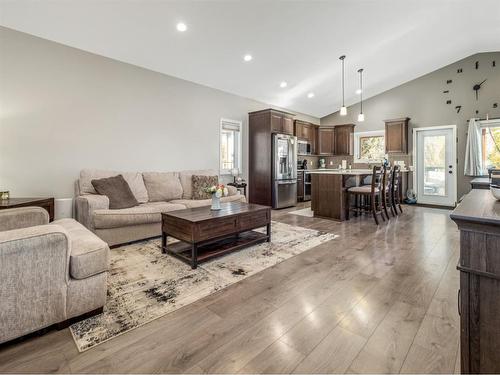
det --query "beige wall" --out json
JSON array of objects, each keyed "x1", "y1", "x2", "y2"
[
  {"x1": 0, "y1": 26, "x2": 318, "y2": 200},
  {"x1": 321, "y1": 52, "x2": 500, "y2": 199}
]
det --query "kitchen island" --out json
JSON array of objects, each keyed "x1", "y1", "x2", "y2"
[
  {"x1": 450, "y1": 189, "x2": 500, "y2": 373},
  {"x1": 309, "y1": 168, "x2": 408, "y2": 221}
]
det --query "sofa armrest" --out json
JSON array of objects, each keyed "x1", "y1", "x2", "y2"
[
  {"x1": 0, "y1": 207, "x2": 49, "y2": 232},
  {"x1": 0, "y1": 224, "x2": 71, "y2": 343},
  {"x1": 75, "y1": 195, "x2": 110, "y2": 231}
]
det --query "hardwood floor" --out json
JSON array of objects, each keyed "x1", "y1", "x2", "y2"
[{"x1": 0, "y1": 204, "x2": 460, "y2": 374}]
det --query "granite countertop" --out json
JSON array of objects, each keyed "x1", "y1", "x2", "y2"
[
  {"x1": 306, "y1": 168, "x2": 409, "y2": 175},
  {"x1": 450, "y1": 189, "x2": 500, "y2": 226}
]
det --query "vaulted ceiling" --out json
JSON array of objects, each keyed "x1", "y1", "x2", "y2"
[{"x1": 1, "y1": 0, "x2": 499, "y2": 117}]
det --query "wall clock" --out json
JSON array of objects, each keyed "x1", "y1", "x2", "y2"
[{"x1": 473, "y1": 79, "x2": 487, "y2": 100}]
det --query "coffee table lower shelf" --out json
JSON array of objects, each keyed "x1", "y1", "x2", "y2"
[{"x1": 162, "y1": 230, "x2": 270, "y2": 269}]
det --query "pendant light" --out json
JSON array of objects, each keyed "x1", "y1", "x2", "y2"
[
  {"x1": 357, "y1": 68, "x2": 365, "y2": 122},
  {"x1": 339, "y1": 55, "x2": 347, "y2": 116}
]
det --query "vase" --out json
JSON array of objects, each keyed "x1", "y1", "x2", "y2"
[{"x1": 211, "y1": 195, "x2": 221, "y2": 210}]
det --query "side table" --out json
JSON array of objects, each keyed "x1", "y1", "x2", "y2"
[
  {"x1": 0, "y1": 197, "x2": 55, "y2": 221},
  {"x1": 227, "y1": 182, "x2": 247, "y2": 197}
]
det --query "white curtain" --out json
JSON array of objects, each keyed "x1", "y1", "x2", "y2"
[{"x1": 464, "y1": 118, "x2": 483, "y2": 176}]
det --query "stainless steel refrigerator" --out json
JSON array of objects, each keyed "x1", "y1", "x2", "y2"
[{"x1": 272, "y1": 133, "x2": 297, "y2": 209}]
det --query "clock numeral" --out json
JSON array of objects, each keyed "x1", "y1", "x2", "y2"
[
  {"x1": 446, "y1": 79, "x2": 452, "y2": 84},
  {"x1": 475, "y1": 61, "x2": 479, "y2": 69},
  {"x1": 476, "y1": 110, "x2": 479, "y2": 114},
  {"x1": 446, "y1": 100, "x2": 452, "y2": 104},
  {"x1": 457, "y1": 68, "x2": 463, "y2": 73},
  {"x1": 493, "y1": 61, "x2": 496, "y2": 67},
  {"x1": 455, "y1": 105, "x2": 462, "y2": 113},
  {"x1": 494, "y1": 103, "x2": 498, "y2": 109},
  {"x1": 443, "y1": 90, "x2": 449, "y2": 94}
]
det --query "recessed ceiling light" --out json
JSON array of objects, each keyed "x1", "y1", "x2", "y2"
[
  {"x1": 243, "y1": 54, "x2": 253, "y2": 62},
  {"x1": 280, "y1": 81, "x2": 288, "y2": 88},
  {"x1": 307, "y1": 92, "x2": 315, "y2": 98},
  {"x1": 355, "y1": 89, "x2": 362, "y2": 94},
  {"x1": 176, "y1": 22, "x2": 187, "y2": 32}
]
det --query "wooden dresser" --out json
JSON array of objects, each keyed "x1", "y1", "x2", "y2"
[{"x1": 450, "y1": 189, "x2": 500, "y2": 373}]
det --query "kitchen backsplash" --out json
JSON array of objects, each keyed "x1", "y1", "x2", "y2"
[{"x1": 298, "y1": 154, "x2": 412, "y2": 170}]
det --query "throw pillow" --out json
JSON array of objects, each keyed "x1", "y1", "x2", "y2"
[
  {"x1": 91, "y1": 174, "x2": 139, "y2": 209},
  {"x1": 192, "y1": 175, "x2": 218, "y2": 200}
]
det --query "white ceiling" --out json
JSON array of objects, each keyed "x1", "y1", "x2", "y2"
[{"x1": 1, "y1": 0, "x2": 499, "y2": 118}]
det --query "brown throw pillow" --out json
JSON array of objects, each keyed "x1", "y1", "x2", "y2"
[
  {"x1": 91, "y1": 174, "x2": 139, "y2": 209},
  {"x1": 192, "y1": 175, "x2": 218, "y2": 200}
]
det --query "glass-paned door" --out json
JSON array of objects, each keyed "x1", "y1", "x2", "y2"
[{"x1": 415, "y1": 127, "x2": 457, "y2": 206}]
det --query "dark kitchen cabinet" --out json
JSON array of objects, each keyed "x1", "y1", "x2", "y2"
[
  {"x1": 270, "y1": 109, "x2": 294, "y2": 135},
  {"x1": 333, "y1": 124, "x2": 355, "y2": 156},
  {"x1": 385, "y1": 117, "x2": 409, "y2": 154},
  {"x1": 318, "y1": 128, "x2": 335, "y2": 155},
  {"x1": 297, "y1": 170, "x2": 304, "y2": 201},
  {"x1": 294, "y1": 120, "x2": 309, "y2": 140},
  {"x1": 450, "y1": 190, "x2": 500, "y2": 374},
  {"x1": 248, "y1": 109, "x2": 295, "y2": 206},
  {"x1": 283, "y1": 116, "x2": 294, "y2": 135},
  {"x1": 294, "y1": 120, "x2": 319, "y2": 154}
]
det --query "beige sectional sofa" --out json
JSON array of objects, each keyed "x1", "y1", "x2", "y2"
[
  {"x1": 0, "y1": 207, "x2": 109, "y2": 344},
  {"x1": 75, "y1": 169, "x2": 246, "y2": 246}
]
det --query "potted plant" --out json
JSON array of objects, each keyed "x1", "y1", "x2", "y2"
[{"x1": 204, "y1": 184, "x2": 229, "y2": 210}]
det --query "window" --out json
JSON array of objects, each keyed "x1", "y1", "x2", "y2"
[
  {"x1": 354, "y1": 130, "x2": 385, "y2": 163},
  {"x1": 481, "y1": 125, "x2": 500, "y2": 174},
  {"x1": 220, "y1": 118, "x2": 242, "y2": 174}
]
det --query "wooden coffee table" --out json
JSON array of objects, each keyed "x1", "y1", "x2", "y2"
[{"x1": 161, "y1": 202, "x2": 271, "y2": 269}]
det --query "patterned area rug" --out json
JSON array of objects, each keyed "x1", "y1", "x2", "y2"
[{"x1": 70, "y1": 221, "x2": 336, "y2": 352}]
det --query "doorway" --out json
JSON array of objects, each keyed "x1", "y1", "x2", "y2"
[{"x1": 413, "y1": 125, "x2": 457, "y2": 207}]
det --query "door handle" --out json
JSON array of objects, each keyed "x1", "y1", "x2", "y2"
[{"x1": 458, "y1": 289, "x2": 461, "y2": 316}]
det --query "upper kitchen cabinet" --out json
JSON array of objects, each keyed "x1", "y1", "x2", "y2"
[
  {"x1": 294, "y1": 120, "x2": 311, "y2": 140},
  {"x1": 318, "y1": 127, "x2": 335, "y2": 155},
  {"x1": 333, "y1": 124, "x2": 355, "y2": 156},
  {"x1": 269, "y1": 109, "x2": 294, "y2": 135},
  {"x1": 385, "y1": 117, "x2": 410, "y2": 154}
]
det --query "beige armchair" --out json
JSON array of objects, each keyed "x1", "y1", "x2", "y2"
[{"x1": 0, "y1": 207, "x2": 109, "y2": 344}]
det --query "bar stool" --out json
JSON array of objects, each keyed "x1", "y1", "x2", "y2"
[
  {"x1": 391, "y1": 165, "x2": 403, "y2": 215},
  {"x1": 382, "y1": 167, "x2": 393, "y2": 218},
  {"x1": 346, "y1": 166, "x2": 387, "y2": 225}
]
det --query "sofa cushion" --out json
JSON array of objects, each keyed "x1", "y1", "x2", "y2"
[
  {"x1": 52, "y1": 218, "x2": 109, "y2": 280},
  {"x1": 179, "y1": 170, "x2": 218, "y2": 199},
  {"x1": 91, "y1": 175, "x2": 139, "y2": 209},
  {"x1": 142, "y1": 172, "x2": 183, "y2": 202},
  {"x1": 79, "y1": 169, "x2": 149, "y2": 203},
  {"x1": 170, "y1": 194, "x2": 245, "y2": 209},
  {"x1": 93, "y1": 202, "x2": 187, "y2": 229},
  {"x1": 192, "y1": 175, "x2": 218, "y2": 200}
]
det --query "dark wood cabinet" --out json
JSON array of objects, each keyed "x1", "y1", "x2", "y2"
[
  {"x1": 248, "y1": 109, "x2": 295, "y2": 206},
  {"x1": 333, "y1": 124, "x2": 355, "y2": 156},
  {"x1": 294, "y1": 120, "x2": 318, "y2": 154},
  {"x1": 450, "y1": 190, "x2": 500, "y2": 374},
  {"x1": 294, "y1": 120, "x2": 310, "y2": 140},
  {"x1": 385, "y1": 117, "x2": 409, "y2": 154},
  {"x1": 282, "y1": 116, "x2": 294, "y2": 135},
  {"x1": 318, "y1": 127, "x2": 335, "y2": 155},
  {"x1": 297, "y1": 170, "x2": 304, "y2": 201},
  {"x1": 269, "y1": 109, "x2": 294, "y2": 135}
]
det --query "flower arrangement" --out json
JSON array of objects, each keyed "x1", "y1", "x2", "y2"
[
  {"x1": 204, "y1": 184, "x2": 228, "y2": 197},
  {"x1": 205, "y1": 184, "x2": 228, "y2": 210}
]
